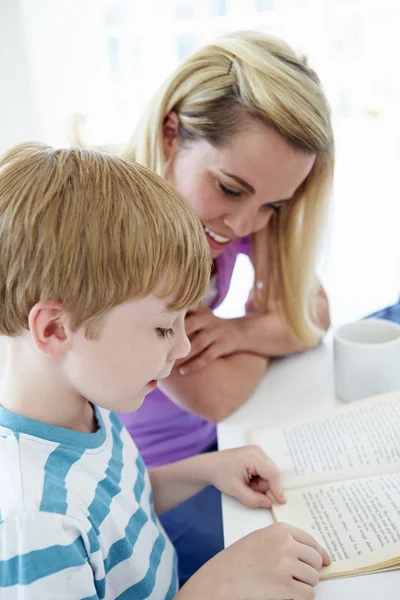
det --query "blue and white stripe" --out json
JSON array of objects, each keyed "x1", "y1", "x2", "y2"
[{"x1": 0, "y1": 405, "x2": 178, "y2": 599}]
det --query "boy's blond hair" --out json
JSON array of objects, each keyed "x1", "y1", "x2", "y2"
[{"x1": 0, "y1": 142, "x2": 211, "y2": 337}]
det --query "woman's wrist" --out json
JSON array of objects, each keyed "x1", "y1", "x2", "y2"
[
  {"x1": 228, "y1": 316, "x2": 253, "y2": 353},
  {"x1": 229, "y1": 312, "x2": 303, "y2": 357}
]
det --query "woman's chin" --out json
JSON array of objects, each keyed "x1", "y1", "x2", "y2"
[{"x1": 208, "y1": 245, "x2": 227, "y2": 259}]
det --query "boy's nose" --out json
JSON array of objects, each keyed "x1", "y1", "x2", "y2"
[{"x1": 171, "y1": 331, "x2": 191, "y2": 361}]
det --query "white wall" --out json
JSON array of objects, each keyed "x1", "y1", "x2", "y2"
[
  {"x1": 0, "y1": 0, "x2": 42, "y2": 151},
  {"x1": 0, "y1": 0, "x2": 116, "y2": 152},
  {"x1": 19, "y1": 0, "x2": 114, "y2": 147}
]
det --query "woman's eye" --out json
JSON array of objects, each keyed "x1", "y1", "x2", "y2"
[
  {"x1": 156, "y1": 328, "x2": 175, "y2": 339},
  {"x1": 263, "y1": 203, "x2": 281, "y2": 214},
  {"x1": 218, "y1": 182, "x2": 242, "y2": 198}
]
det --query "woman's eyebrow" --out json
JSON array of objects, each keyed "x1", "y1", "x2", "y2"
[
  {"x1": 219, "y1": 169, "x2": 255, "y2": 194},
  {"x1": 218, "y1": 170, "x2": 293, "y2": 204}
]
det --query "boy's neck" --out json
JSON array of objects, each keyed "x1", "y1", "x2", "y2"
[{"x1": 0, "y1": 339, "x2": 97, "y2": 434}]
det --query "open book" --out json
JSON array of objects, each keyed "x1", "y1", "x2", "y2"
[{"x1": 247, "y1": 391, "x2": 400, "y2": 579}]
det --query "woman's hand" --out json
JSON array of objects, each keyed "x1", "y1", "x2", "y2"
[
  {"x1": 204, "y1": 445, "x2": 286, "y2": 509},
  {"x1": 177, "y1": 285, "x2": 330, "y2": 376},
  {"x1": 177, "y1": 305, "x2": 242, "y2": 375},
  {"x1": 312, "y1": 286, "x2": 331, "y2": 331}
]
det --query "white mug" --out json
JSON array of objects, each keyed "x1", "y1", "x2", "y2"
[{"x1": 334, "y1": 318, "x2": 400, "y2": 402}]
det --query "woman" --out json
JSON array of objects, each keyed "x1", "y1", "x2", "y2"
[{"x1": 118, "y1": 30, "x2": 334, "y2": 584}]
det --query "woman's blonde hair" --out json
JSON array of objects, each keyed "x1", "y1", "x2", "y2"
[
  {"x1": 123, "y1": 31, "x2": 334, "y2": 345},
  {"x1": 0, "y1": 142, "x2": 210, "y2": 337}
]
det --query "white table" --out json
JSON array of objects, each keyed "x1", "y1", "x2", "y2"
[{"x1": 217, "y1": 339, "x2": 400, "y2": 599}]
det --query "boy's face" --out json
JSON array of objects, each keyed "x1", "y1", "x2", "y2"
[{"x1": 64, "y1": 290, "x2": 191, "y2": 413}]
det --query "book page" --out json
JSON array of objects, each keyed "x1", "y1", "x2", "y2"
[
  {"x1": 248, "y1": 392, "x2": 400, "y2": 489},
  {"x1": 272, "y1": 473, "x2": 400, "y2": 578}
]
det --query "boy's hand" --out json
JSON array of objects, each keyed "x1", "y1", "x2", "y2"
[
  {"x1": 178, "y1": 522, "x2": 331, "y2": 600},
  {"x1": 220, "y1": 523, "x2": 331, "y2": 599},
  {"x1": 206, "y1": 446, "x2": 286, "y2": 508}
]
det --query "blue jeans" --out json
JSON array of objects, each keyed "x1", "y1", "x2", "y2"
[
  {"x1": 366, "y1": 300, "x2": 400, "y2": 324},
  {"x1": 159, "y1": 445, "x2": 224, "y2": 587}
]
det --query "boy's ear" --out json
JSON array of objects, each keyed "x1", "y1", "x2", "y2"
[
  {"x1": 162, "y1": 111, "x2": 180, "y2": 162},
  {"x1": 28, "y1": 302, "x2": 73, "y2": 359}
]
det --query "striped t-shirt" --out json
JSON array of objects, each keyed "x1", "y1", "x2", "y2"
[{"x1": 0, "y1": 404, "x2": 178, "y2": 599}]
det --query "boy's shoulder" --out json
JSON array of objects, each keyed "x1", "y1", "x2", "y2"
[{"x1": 0, "y1": 406, "x2": 140, "y2": 525}]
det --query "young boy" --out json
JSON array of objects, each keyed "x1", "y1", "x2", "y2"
[{"x1": 0, "y1": 143, "x2": 330, "y2": 599}]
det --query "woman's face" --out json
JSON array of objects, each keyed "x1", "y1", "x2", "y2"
[{"x1": 163, "y1": 116, "x2": 316, "y2": 259}]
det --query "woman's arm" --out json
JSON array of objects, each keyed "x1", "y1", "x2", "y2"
[
  {"x1": 158, "y1": 352, "x2": 268, "y2": 422},
  {"x1": 232, "y1": 285, "x2": 330, "y2": 357},
  {"x1": 180, "y1": 285, "x2": 330, "y2": 373},
  {"x1": 158, "y1": 286, "x2": 329, "y2": 422}
]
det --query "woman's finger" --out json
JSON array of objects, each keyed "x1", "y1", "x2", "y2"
[
  {"x1": 184, "y1": 314, "x2": 206, "y2": 336},
  {"x1": 184, "y1": 331, "x2": 215, "y2": 361},
  {"x1": 179, "y1": 345, "x2": 218, "y2": 375},
  {"x1": 185, "y1": 306, "x2": 214, "y2": 336}
]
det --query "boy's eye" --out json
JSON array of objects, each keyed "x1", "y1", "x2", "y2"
[
  {"x1": 218, "y1": 182, "x2": 242, "y2": 198},
  {"x1": 156, "y1": 328, "x2": 175, "y2": 339}
]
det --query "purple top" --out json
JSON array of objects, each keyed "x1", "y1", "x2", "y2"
[{"x1": 117, "y1": 236, "x2": 252, "y2": 467}]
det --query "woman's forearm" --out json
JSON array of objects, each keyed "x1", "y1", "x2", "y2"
[
  {"x1": 235, "y1": 287, "x2": 330, "y2": 357},
  {"x1": 233, "y1": 311, "x2": 306, "y2": 357},
  {"x1": 157, "y1": 290, "x2": 329, "y2": 422}
]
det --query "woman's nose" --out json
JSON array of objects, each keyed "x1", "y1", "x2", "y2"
[{"x1": 223, "y1": 210, "x2": 257, "y2": 238}]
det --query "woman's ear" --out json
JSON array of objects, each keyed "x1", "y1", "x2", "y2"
[
  {"x1": 28, "y1": 302, "x2": 73, "y2": 359},
  {"x1": 162, "y1": 111, "x2": 180, "y2": 161}
]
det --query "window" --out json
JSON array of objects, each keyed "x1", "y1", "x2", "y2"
[
  {"x1": 174, "y1": 4, "x2": 195, "y2": 19},
  {"x1": 176, "y1": 33, "x2": 197, "y2": 60},
  {"x1": 212, "y1": 0, "x2": 228, "y2": 16},
  {"x1": 255, "y1": 0, "x2": 276, "y2": 11}
]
